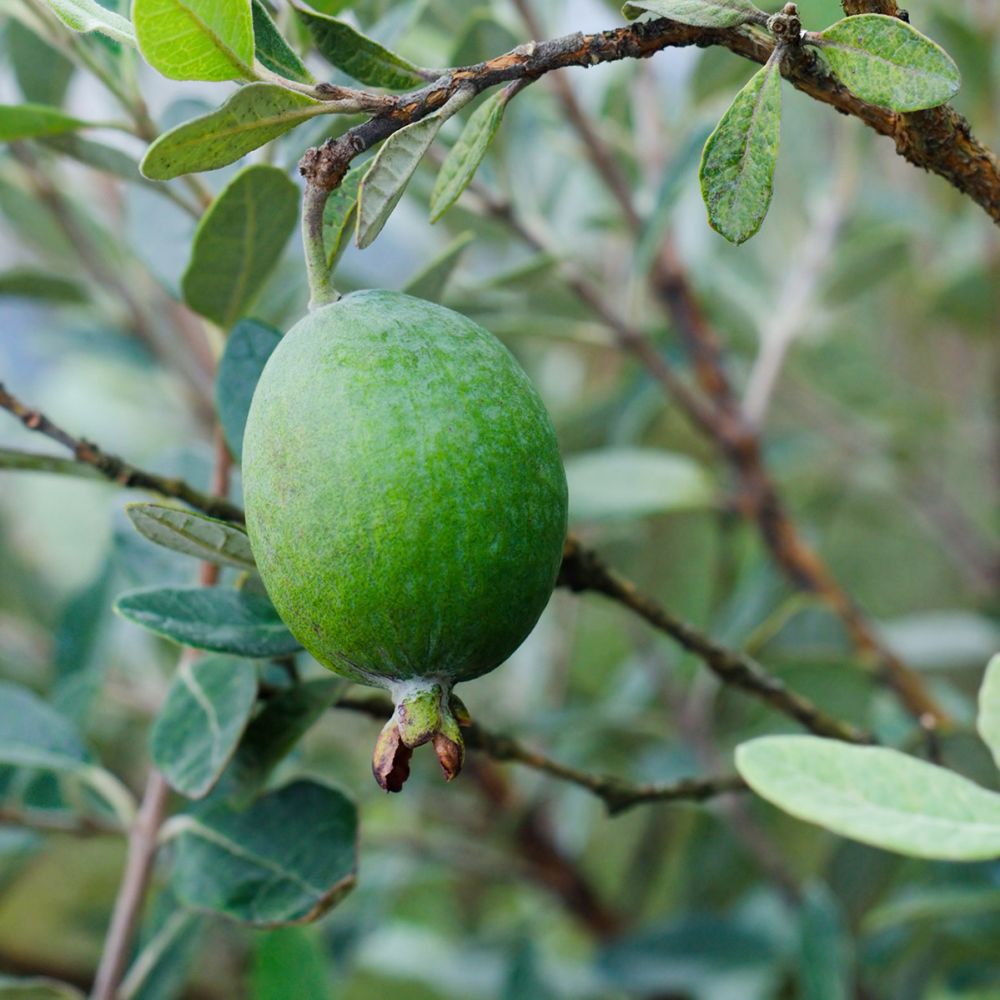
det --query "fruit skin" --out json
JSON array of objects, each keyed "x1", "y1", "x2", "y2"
[{"x1": 242, "y1": 290, "x2": 567, "y2": 789}]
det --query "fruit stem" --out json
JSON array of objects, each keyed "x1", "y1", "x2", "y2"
[{"x1": 302, "y1": 179, "x2": 341, "y2": 311}]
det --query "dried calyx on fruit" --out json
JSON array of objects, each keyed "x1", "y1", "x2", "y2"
[{"x1": 242, "y1": 290, "x2": 568, "y2": 791}]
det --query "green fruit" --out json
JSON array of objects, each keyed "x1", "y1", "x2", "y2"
[{"x1": 242, "y1": 290, "x2": 567, "y2": 790}]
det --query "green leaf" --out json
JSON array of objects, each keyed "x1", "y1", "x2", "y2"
[
  {"x1": 401, "y1": 231, "x2": 473, "y2": 302},
  {"x1": 134, "y1": 0, "x2": 255, "y2": 81},
  {"x1": 294, "y1": 6, "x2": 425, "y2": 89},
  {"x1": 699, "y1": 58, "x2": 782, "y2": 245},
  {"x1": 215, "y1": 319, "x2": 283, "y2": 459},
  {"x1": 171, "y1": 778, "x2": 357, "y2": 925},
  {"x1": 736, "y1": 735, "x2": 1000, "y2": 860},
  {"x1": 250, "y1": 927, "x2": 331, "y2": 1000},
  {"x1": 0, "y1": 977, "x2": 85, "y2": 1000},
  {"x1": 151, "y1": 655, "x2": 258, "y2": 798},
  {"x1": 126, "y1": 503, "x2": 256, "y2": 570},
  {"x1": 9, "y1": 20, "x2": 75, "y2": 107},
  {"x1": 429, "y1": 90, "x2": 506, "y2": 222},
  {"x1": 181, "y1": 164, "x2": 299, "y2": 328},
  {"x1": 38, "y1": 0, "x2": 136, "y2": 45},
  {"x1": 977, "y1": 653, "x2": 1000, "y2": 772},
  {"x1": 115, "y1": 587, "x2": 302, "y2": 657},
  {"x1": 252, "y1": 0, "x2": 313, "y2": 84},
  {"x1": 0, "y1": 269, "x2": 87, "y2": 304},
  {"x1": 141, "y1": 84, "x2": 326, "y2": 180},
  {"x1": 0, "y1": 104, "x2": 89, "y2": 141},
  {"x1": 565, "y1": 447, "x2": 713, "y2": 523},
  {"x1": 798, "y1": 885, "x2": 852, "y2": 1000},
  {"x1": 38, "y1": 134, "x2": 144, "y2": 185},
  {"x1": 814, "y1": 14, "x2": 961, "y2": 113},
  {"x1": 0, "y1": 681, "x2": 135, "y2": 827},
  {"x1": 219, "y1": 678, "x2": 343, "y2": 805},
  {"x1": 321, "y1": 165, "x2": 364, "y2": 270},
  {"x1": 357, "y1": 112, "x2": 450, "y2": 249},
  {"x1": 621, "y1": 0, "x2": 761, "y2": 28}
]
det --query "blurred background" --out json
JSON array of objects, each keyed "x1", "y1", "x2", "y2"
[{"x1": 0, "y1": 0, "x2": 998, "y2": 997}]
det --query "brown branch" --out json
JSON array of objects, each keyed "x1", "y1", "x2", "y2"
[
  {"x1": 335, "y1": 692, "x2": 745, "y2": 816},
  {"x1": 0, "y1": 383, "x2": 245, "y2": 523}
]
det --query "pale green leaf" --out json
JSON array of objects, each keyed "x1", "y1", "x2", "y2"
[
  {"x1": 151, "y1": 655, "x2": 258, "y2": 798},
  {"x1": 736, "y1": 735, "x2": 1000, "y2": 860},
  {"x1": 565, "y1": 447, "x2": 713, "y2": 523},
  {"x1": 699, "y1": 59, "x2": 782, "y2": 245},
  {"x1": 171, "y1": 778, "x2": 357, "y2": 925},
  {"x1": 295, "y1": 6, "x2": 425, "y2": 89},
  {"x1": 39, "y1": 134, "x2": 144, "y2": 184},
  {"x1": 814, "y1": 14, "x2": 961, "y2": 112},
  {"x1": 215, "y1": 319, "x2": 283, "y2": 458},
  {"x1": 322, "y1": 165, "x2": 365, "y2": 270},
  {"x1": 141, "y1": 84, "x2": 325, "y2": 180},
  {"x1": 126, "y1": 503, "x2": 256, "y2": 570},
  {"x1": 357, "y1": 114, "x2": 447, "y2": 249},
  {"x1": 401, "y1": 231, "x2": 473, "y2": 301},
  {"x1": 38, "y1": 0, "x2": 136, "y2": 45},
  {"x1": 9, "y1": 20, "x2": 75, "y2": 106},
  {"x1": 429, "y1": 90, "x2": 506, "y2": 222},
  {"x1": 181, "y1": 164, "x2": 299, "y2": 328},
  {"x1": 114, "y1": 586, "x2": 302, "y2": 657},
  {"x1": 622, "y1": 0, "x2": 761, "y2": 28},
  {"x1": 134, "y1": 0, "x2": 255, "y2": 81},
  {"x1": 252, "y1": 0, "x2": 313, "y2": 84},
  {"x1": 976, "y1": 653, "x2": 1000, "y2": 772},
  {"x1": 0, "y1": 104, "x2": 89, "y2": 141}
]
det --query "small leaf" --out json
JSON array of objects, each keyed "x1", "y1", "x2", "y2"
[
  {"x1": 115, "y1": 587, "x2": 302, "y2": 657},
  {"x1": 565, "y1": 447, "x2": 713, "y2": 523},
  {"x1": 295, "y1": 6, "x2": 425, "y2": 89},
  {"x1": 38, "y1": 0, "x2": 136, "y2": 45},
  {"x1": 357, "y1": 113, "x2": 448, "y2": 249},
  {"x1": 699, "y1": 58, "x2": 782, "y2": 245},
  {"x1": 0, "y1": 104, "x2": 89, "y2": 141},
  {"x1": 429, "y1": 90, "x2": 506, "y2": 222},
  {"x1": 252, "y1": 0, "x2": 313, "y2": 84},
  {"x1": 401, "y1": 231, "x2": 473, "y2": 302},
  {"x1": 39, "y1": 134, "x2": 144, "y2": 185},
  {"x1": 126, "y1": 503, "x2": 256, "y2": 570},
  {"x1": 215, "y1": 319, "x2": 283, "y2": 459},
  {"x1": 171, "y1": 778, "x2": 357, "y2": 925},
  {"x1": 9, "y1": 20, "x2": 75, "y2": 107},
  {"x1": 151, "y1": 655, "x2": 258, "y2": 798},
  {"x1": 219, "y1": 678, "x2": 343, "y2": 805},
  {"x1": 0, "y1": 269, "x2": 87, "y2": 304},
  {"x1": 141, "y1": 84, "x2": 326, "y2": 180},
  {"x1": 977, "y1": 653, "x2": 1000, "y2": 772},
  {"x1": 0, "y1": 976, "x2": 85, "y2": 1000},
  {"x1": 134, "y1": 0, "x2": 255, "y2": 81},
  {"x1": 622, "y1": 0, "x2": 761, "y2": 28},
  {"x1": 182, "y1": 164, "x2": 299, "y2": 328},
  {"x1": 814, "y1": 14, "x2": 961, "y2": 112},
  {"x1": 322, "y1": 165, "x2": 365, "y2": 270},
  {"x1": 736, "y1": 735, "x2": 1000, "y2": 860},
  {"x1": 251, "y1": 927, "x2": 331, "y2": 1000}
]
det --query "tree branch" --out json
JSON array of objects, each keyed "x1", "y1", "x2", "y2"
[{"x1": 0, "y1": 383, "x2": 244, "y2": 523}]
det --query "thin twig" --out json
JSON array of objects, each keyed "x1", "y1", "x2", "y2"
[{"x1": 0, "y1": 383, "x2": 244, "y2": 523}]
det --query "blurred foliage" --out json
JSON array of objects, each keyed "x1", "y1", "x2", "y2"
[{"x1": 0, "y1": 0, "x2": 998, "y2": 998}]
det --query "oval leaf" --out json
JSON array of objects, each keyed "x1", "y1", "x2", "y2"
[
  {"x1": 294, "y1": 6, "x2": 425, "y2": 89},
  {"x1": 134, "y1": 0, "x2": 255, "y2": 81},
  {"x1": 215, "y1": 319, "x2": 283, "y2": 459},
  {"x1": 814, "y1": 14, "x2": 960, "y2": 113},
  {"x1": 977, "y1": 653, "x2": 1000, "y2": 772},
  {"x1": 171, "y1": 778, "x2": 357, "y2": 925},
  {"x1": 252, "y1": 0, "x2": 313, "y2": 84},
  {"x1": 181, "y1": 164, "x2": 299, "y2": 328},
  {"x1": 141, "y1": 84, "x2": 325, "y2": 180},
  {"x1": 126, "y1": 503, "x2": 256, "y2": 569},
  {"x1": 0, "y1": 104, "x2": 89, "y2": 141},
  {"x1": 322, "y1": 165, "x2": 365, "y2": 270},
  {"x1": 565, "y1": 447, "x2": 713, "y2": 523},
  {"x1": 622, "y1": 0, "x2": 761, "y2": 28},
  {"x1": 736, "y1": 735, "x2": 1000, "y2": 861},
  {"x1": 0, "y1": 269, "x2": 87, "y2": 304},
  {"x1": 151, "y1": 655, "x2": 258, "y2": 798},
  {"x1": 699, "y1": 58, "x2": 782, "y2": 245},
  {"x1": 39, "y1": 0, "x2": 136, "y2": 45},
  {"x1": 115, "y1": 586, "x2": 302, "y2": 657},
  {"x1": 429, "y1": 90, "x2": 506, "y2": 223}
]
